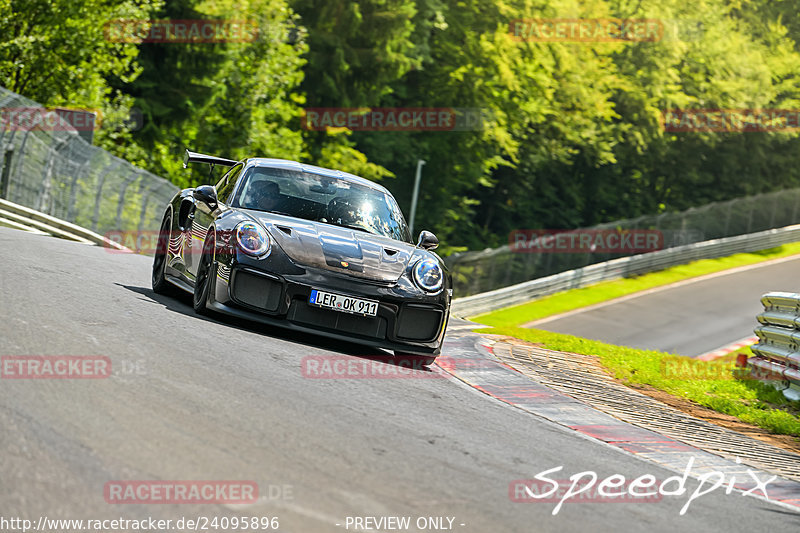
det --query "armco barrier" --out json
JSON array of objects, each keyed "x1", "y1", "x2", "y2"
[
  {"x1": 447, "y1": 188, "x2": 800, "y2": 298},
  {"x1": 0, "y1": 198, "x2": 129, "y2": 250},
  {"x1": 750, "y1": 292, "x2": 800, "y2": 401},
  {"x1": 450, "y1": 224, "x2": 800, "y2": 318}
]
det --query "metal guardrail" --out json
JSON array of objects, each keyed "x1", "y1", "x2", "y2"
[
  {"x1": 0, "y1": 198, "x2": 129, "y2": 250},
  {"x1": 750, "y1": 292, "x2": 800, "y2": 401},
  {"x1": 447, "y1": 188, "x2": 800, "y2": 298},
  {"x1": 451, "y1": 224, "x2": 800, "y2": 318}
]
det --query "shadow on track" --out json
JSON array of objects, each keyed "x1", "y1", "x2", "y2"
[{"x1": 117, "y1": 283, "x2": 439, "y2": 373}]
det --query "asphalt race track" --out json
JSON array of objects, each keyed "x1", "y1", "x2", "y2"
[
  {"x1": 526, "y1": 255, "x2": 800, "y2": 357},
  {"x1": 1, "y1": 227, "x2": 798, "y2": 532}
]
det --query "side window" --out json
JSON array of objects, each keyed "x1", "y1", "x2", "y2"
[{"x1": 216, "y1": 164, "x2": 243, "y2": 205}]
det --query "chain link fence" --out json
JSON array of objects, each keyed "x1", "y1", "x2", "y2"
[
  {"x1": 0, "y1": 86, "x2": 178, "y2": 234},
  {"x1": 446, "y1": 188, "x2": 800, "y2": 297}
]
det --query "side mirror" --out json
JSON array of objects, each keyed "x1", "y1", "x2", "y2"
[
  {"x1": 193, "y1": 185, "x2": 218, "y2": 210},
  {"x1": 417, "y1": 230, "x2": 439, "y2": 250}
]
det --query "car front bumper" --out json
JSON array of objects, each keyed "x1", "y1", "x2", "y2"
[{"x1": 207, "y1": 259, "x2": 450, "y2": 356}]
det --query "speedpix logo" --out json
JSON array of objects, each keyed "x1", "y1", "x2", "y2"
[{"x1": 511, "y1": 458, "x2": 775, "y2": 515}]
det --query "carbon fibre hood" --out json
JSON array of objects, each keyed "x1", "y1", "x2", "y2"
[{"x1": 249, "y1": 213, "x2": 415, "y2": 282}]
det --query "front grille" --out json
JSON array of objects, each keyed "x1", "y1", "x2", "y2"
[
  {"x1": 287, "y1": 300, "x2": 387, "y2": 339},
  {"x1": 396, "y1": 304, "x2": 443, "y2": 341},
  {"x1": 231, "y1": 270, "x2": 282, "y2": 312}
]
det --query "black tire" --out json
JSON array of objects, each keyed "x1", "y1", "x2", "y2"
[
  {"x1": 152, "y1": 214, "x2": 174, "y2": 295},
  {"x1": 393, "y1": 352, "x2": 438, "y2": 368},
  {"x1": 193, "y1": 234, "x2": 216, "y2": 315}
]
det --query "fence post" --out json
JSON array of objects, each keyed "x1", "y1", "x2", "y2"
[
  {"x1": 66, "y1": 159, "x2": 92, "y2": 221},
  {"x1": 723, "y1": 201, "x2": 732, "y2": 235},
  {"x1": 115, "y1": 169, "x2": 143, "y2": 230},
  {"x1": 0, "y1": 145, "x2": 13, "y2": 199},
  {"x1": 36, "y1": 140, "x2": 65, "y2": 213},
  {"x1": 769, "y1": 193, "x2": 778, "y2": 229},
  {"x1": 9, "y1": 129, "x2": 30, "y2": 203},
  {"x1": 138, "y1": 178, "x2": 172, "y2": 233},
  {"x1": 91, "y1": 160, "x2": 120, "y2": 231}
]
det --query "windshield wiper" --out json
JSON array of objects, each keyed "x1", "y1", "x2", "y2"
[{"x1": 339, "y1": 223, "x2": 373, "y2": 235}]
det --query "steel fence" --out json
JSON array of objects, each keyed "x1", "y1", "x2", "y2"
[
  {"x1": 446, "y1": 188, "x2": 800, "y2": 297},
  {"x1": 0, "y1": 86, "x2": 178, "y2": 234}
]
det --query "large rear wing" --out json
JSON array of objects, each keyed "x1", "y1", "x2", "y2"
[
  {"x1": 183, "y1": 149, "x2": 238, "y2": 169},
  {"x1": 183, "y1": 149, "x2": 239, "y2": 181}
]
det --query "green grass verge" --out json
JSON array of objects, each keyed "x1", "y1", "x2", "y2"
[
  {"x1": 473, "y1": 243, "x2": 800, "y2": 327},
  {"x1": 481, "y1": 326, "x2": 800, "y2": 438}
]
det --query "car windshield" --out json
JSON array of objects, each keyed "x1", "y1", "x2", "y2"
[{"x1": 232, "y1": 166, "x2": 412, "y2": 242}]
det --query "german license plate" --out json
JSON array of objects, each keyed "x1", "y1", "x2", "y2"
[{"x1": 309, "y1": 289, "x2": 378, "y2": 316}]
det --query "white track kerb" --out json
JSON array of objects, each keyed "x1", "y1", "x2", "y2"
[{"x1": 437, "y1": 328, "x2": 800, "y2": 516}]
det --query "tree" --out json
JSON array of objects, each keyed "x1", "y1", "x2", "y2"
[{"x1": 0, "y1": 0, "x2": 162, "y2": 160}]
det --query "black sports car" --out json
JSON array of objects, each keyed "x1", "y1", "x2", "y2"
[{"x1": 152, "y1": 150, "x2": 452, "y2": 365}]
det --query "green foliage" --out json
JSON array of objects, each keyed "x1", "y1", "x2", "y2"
[
  {"x1": 7, "y1": 0, "x2": 800, "y2": 251},
  {"x1": 0, "y1": 0, "x2": 162, "y2": 161},
  {"x1": 120, "y1": 0, "x2": 309, "y2": 186}
]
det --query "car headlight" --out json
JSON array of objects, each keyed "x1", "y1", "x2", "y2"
[
  {"x1": 235, "y1": 221, "x2": 270, "y2": 256},
  {"x1": 413, "y1": 257, "x2": 443, "y2": 292}
]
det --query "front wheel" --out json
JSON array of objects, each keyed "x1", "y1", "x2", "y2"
[
  {"x1": 152, "y1": 214, "x2": 174, "y2": 295},
  {"x1": 193, "y1": 234, "x2": 216, "y2": 315},
  {"x1": 393, "y1": 352, "x2": 438, "y2": 368}
]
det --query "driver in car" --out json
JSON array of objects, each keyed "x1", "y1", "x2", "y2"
[{"x1": 246, "y1": 181, "x2": 281, "y2": 212}]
